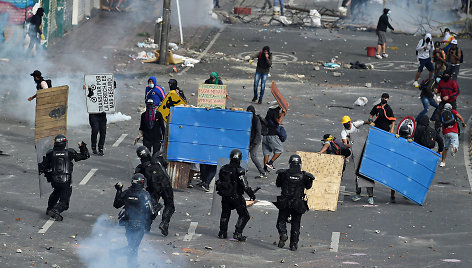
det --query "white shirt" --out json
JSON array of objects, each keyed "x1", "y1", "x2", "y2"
[
  {"x1": 341, "y1": 120, "x2": 365, "y2": 141},
  {"x1": 40, "y1": 81, "x2": 48, "y2": 89}
]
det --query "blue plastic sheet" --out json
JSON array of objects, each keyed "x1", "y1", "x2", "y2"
[
  {"x1": 358, "y1": 127, "x2": 441, "y2": 205},
  {"x1": 166, "y1": 107, "x2": 251, "y2": 165}
]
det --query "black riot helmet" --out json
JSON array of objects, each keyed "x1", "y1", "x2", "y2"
[
  {"x1": 230, "y1": 149, "x2": 242, "y2": 165},
  {"x1": 136, "y1": 146, "x2": 151, "y2": 160},
  {"x1": 289, "y1": 154, "x2": 302, "y2": 172},
  {"x1": 131, "y1": 173, "x2": 146, "y2": 188},
  {"x1": 54, "y1": 134, "x2": 67, "y2": 148},
  {"x1": 399, "y1": 124, "x2": 410, "y2": 139}
]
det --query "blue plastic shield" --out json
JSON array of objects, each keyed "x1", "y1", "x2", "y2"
[
  {"x1": 166, "y1": 107, "x2": 252, "y2": 165},
  {"x1": 358, "y1": 127, "x2": 441, "y2": 205}
]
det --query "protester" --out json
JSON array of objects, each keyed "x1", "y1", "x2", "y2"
[
  {"x1": 375, "y1": 8, "x2": 394, "y2": 59},
  {"x1": 262, "y1": 105, "x2": 286, "y2": 172},
  {"x1": 246, "y1": 105, "x2": 266, "y2": 178},
  {"x1": 441, "y1": 28, "x2": 455, "y2": 53},
  {"x1": 168, "y1": 79, "x2": 186, "y2": 101},
  {"x1": 433, "y1": 41, "x2": 447, "y2": 78},
  {"x1": 27, "y1": 70, "x2": 49, "y2": 101},
  {"x1": 414, "y1": 115, "x2": 444, "y2": 153},
  {"x1": 145, "y1": 76, "x2": 166, "y2": 106},
  {"x1": 205, "y1": 72, "x2": 223, "y2": 85},
  {"x1": 434, "y1": 70, "x2": 460, "y2": 132},
  {"x1": 416, "y1": 79, "x2": 438, "y2": 122},
  {"x1": 273, "y1": 0, "x2": 285, "y2": 15},
  {"x1": 439, "y1": 103, "x2": 466, "y2": 167},
  {"x1": 214, "y1": 0, "x2": 220, "y2": 8},
  {"x1": 250, "y1": 46, "x2": 272, "y2": 104},
  {"x1": 200, "y1": 164, "x2": 217, "y2": 192},
  {"x1": 275, "y1": 155, "x2": 314, "y2": 251},
  {"x1": 446, "y1": 39, "x2": 462, "y2": 81},
  {"x1": 369, "y1": 93, "x2": 396, "y2": 133},
  {"x1": 25, "y1": 8, "x2": 44, "y2": 56},
  {"x1": 340, "y1": 116, "x2": 373, "y2": 204},
  {"x1": 135, "y1": 99, "x2": 166, "y2": 156},
  {"x1": 262, "y1": 0, "x2": 272, "y2": 10},
  {"x1": 413, "y1": 33, "x2": 434, "y2": 88},
  {"x1": 319, "y1": 134, "x2": 351, "y2": 158}
]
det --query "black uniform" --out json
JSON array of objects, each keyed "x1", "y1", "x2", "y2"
[
  {"x1": 89, "y1": 112, "x2": 107, "y2": 154},
  {"x1": 275, "y1": 166, "x2": 314, "y2": 251},
  {"x1": 112, "y1": 179, "x2": 158, "y2": 267},
  {"x1": 135, "y1": 154, "x2": 174, "y2": 236},
  {"x1": 216, "y1": 157, "x2": 256, "y2": 241},
  {"x1": 139, "y1": 110, "x2": 166, "y2": 155},
  {"x1": 39, "y1": 139, "x2": 89, "y2": 221}
]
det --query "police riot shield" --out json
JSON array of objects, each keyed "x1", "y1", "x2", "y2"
[{"x1": 36, "y1": 137, "x2": 53, "y2": 197}]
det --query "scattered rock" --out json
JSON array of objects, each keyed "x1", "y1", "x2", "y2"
[
  {"x1": 165, "y1": 259, "x2": 172, "y2": 264},
  {"x1": 365, "y1": 83, "x2": 372, "y2": 88},
  {"x1": 281, "y1": 259, "x2": 285, "y2": 263},
  {"x1": 333, "y1": 72, "x2": 342, "y2": 77},
  {"x1": 205, "y1": 246, "x2": 213, "y2": 250},
  {"x1": 375, "y1": 230, "x2": 380, "y2": 234},
  {"x1": 348, "y1": 224, "x2": 352, "y2": 228},
  {"x1": 219, "y1": 265, "x2": 226, "y2": 268},
  {"x1": 191, "y1": 93, "x2": 195, "y2": 96},
  {"x1": 16, "y1": 249, "x2": 22, "y2": 253}
]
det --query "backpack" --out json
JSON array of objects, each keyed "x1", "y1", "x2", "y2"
[
  {"x1": 258, "y1": 115, "x2": 269, "y2": 136},
  {"x1": 45, "y1": 79, "x2": 52, "y2": 88},
  {"x1": 419, "y1": 127, "x2": 436, "y2": 149},
  {"x1": 441, "y1": 109, "x2": 456, "y2": 128},
  {"x1": 215, "y1": 166, "x2": 236, "y2": 197},
  {"x1": 276, "y1": 125, "x2": 287, "y2": 142}
]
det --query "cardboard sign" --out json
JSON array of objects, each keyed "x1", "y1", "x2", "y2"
[
  {"x1": 297, "y1": 151, "x2": 344, "y2": 212},
  {"x1": 270, "y1": 82, "x2": 289, "y2": 113},
  {"x1": 197, "y1": 84, "x2": 227, "y2": 109},
  {"x1": 35, "y1": 86, "x2": 69, "y2": 142},
  {"x1": 84, "y1": 74, "x2": 115, "y2": 113},
  {"x1": 158, "y1": 90, "x2": 187, "y2": 122}
]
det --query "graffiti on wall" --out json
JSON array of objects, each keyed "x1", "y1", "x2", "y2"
[{"x1": 0, "y1": 0, "x2": 38, "y2": 43}]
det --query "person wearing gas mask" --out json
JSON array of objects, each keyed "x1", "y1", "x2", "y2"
[
  {"x1": 369, "y1": 93, "x2": 396, "y2": 134},
  {"x1": 134, "y1": 146, "x2": 174, "y2": 236},
  {"x1": 145, "y1": 76, "x2": 166, "y2": 106},
  {"x1": 274, "y1": 155, "x2": 315, "y2": 251},
  {"x1": 38, "y1": 135, "x2": 90, "y2": 221},
  {"x1": 135, "y1": 99, "x2": 166, "y2": 156},
  {"x1": 112, "y1": 173, "x2": 161, "y2": 267},
  {"x1": 215, "y1": 149, "x2": 256, "y2": 242}
]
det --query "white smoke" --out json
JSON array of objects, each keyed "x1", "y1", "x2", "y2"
[
  {"x1": 108, "y1": 112, "x2": 132, "y2": 123},
  {"x1": 78, "y1": 215, "x2": 186, "y2": 268},
  {"x1": 170, "y1": 0, "x2": 222, "y2": 27}
]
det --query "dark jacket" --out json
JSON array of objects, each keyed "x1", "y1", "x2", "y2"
[
  {"x1": 414, "y1": 115, "x2": 444, "y2": 152},
  {"x1": 252, "y1": 51, "x2": 272, "y2": 74},
  {"x1": 370, "y1": 103, "x2": 396, "y2": 132},
  {"x1": 139, "y1": 111, "x2": 166, "y2": 143},
  {"x1": 376, "y1": 13, "x2": 394, "y2": 32},
  {"x1": 247, "y1": 105, "x2": 262, "y2": 146},
  {"x1": 265, "y1": 107, "x2": 281, "y2": 136},
  {"x1": 420, "y1": 79, "x2": 435, "y2": 98}
]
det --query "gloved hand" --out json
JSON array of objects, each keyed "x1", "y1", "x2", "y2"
[
  {"x1": 246, "y1": 187, "x2": 256, "y2": 201},
  {"x1": 115, "y1": 182, "x2": 123, "y2": 191},
  {"x1": 79, "y1": 141, "x2": 90, "y2": 158}
]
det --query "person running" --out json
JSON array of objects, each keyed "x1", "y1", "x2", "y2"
[
  {"x1": 413, "y1": 33, "x2": 434, "y2": 88},
  {"x1": 439, "y1": 103, "x2": 466, "y2": 167}
]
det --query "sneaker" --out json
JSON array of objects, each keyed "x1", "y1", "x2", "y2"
[
  {"x1": 252, "y1": 97, "x2": 257, "y2": 102},
  {"x1": 265, "y1": 163, "x2": 275, "y2": 171},
  {"x1": 187, "y1": 184, "x2": 194, "y2": 189},
  {"x1": 439, "y1": 161, "x2": 446, "y2": 167},
  {"x1": 351, "y1": 195, "x2": 361, "y2": 202},
  {"x1": 390, "y1": 196, "x2": 396, "y2": 203},
  {"x1": 233, "y1": 232, "x2": 247, "y2": 241},
  {"x1": 289, "y1": 243, "x2": 298, "y2": 251},
  {"x1": 382, "y1": 53, "x2": 389, "y2": 58},
  {"x1": 375, "y1": 54, "x2": 382, "y2": 59},
  {"x1": 257, "y1": 99, "x2": 262, "y2": 104},
  {"x1": 201, "y1": 185, "x2": 210, "y2": 192},
  {"x1": 413, "y1": 81, "x2": 420, "y2": 88},
  {"x1": 159, "y1": 222, "x2": 169, "y2": 236},
  {"x1": 367, "y1": 197, "x2": 374, "y2": 205},
  {"x1": 255, "y1": 173, "x2": 267, "y2": 179},
  {"x1": 47, "y1": 209, "x2": 63, "y2": 221}
]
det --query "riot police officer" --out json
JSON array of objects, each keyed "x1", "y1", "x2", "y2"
[
  {"x1": 215, "y1": 149, "x2": 256, "y2": 241},
  {"x1": 38, "y1": 134, "x2": 90, "y2": 221},
  {"x1": 112, "y1": 173, "x2": 161, "y2": 267},
  {"x1": 275, "y1": 155, "x2": 315, "y2": 251},
  {"x1": 134, "y1": 146, "x2": 175, "y2": 236}
]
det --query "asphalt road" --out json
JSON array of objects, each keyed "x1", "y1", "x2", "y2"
[{"x1": 1, "y1": 10, "x2": 472, "y2": 268}]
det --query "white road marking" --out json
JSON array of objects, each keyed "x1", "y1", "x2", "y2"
[
  {"x1": 38, "y1": 219, "x2": 55, "y2": 234},
  {"x1": 183, "y1": 222, "x2": 198, "y2": 241},
  {"x1": 112, "y1": 134, "x2": 128, "y2": 147},
  {"x1": 79, "y1": 168, "x2": 98, "y2": 185},
  {"x1": 179, "y1": 25, "x2": 226, "y2": 75},
  {"x1": 463, "y1": 116, "x2": 472, "y2": 190},
  {"x1": 330, "y1": 232, "x2": 340, "y2": 252}
]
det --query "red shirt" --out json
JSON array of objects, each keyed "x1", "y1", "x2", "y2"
[
  {"x1": 437, "y1": 79, "x2": 460, "y2": 102},
  {"x1": 442, "y1": 109, "x2": 459, "y2": 135}
]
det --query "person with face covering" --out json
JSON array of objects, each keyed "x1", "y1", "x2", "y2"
[
  {"x1": 135, "y1": 99, "x2": 166, "y2": 156},
  {"x1": 26, "y1": 7, "x2": 44, "y2": 56},
  {"x1": 413, "y1": 33, "x2": 434, "y2": 87},
  {"x1": 250, "y1": 46, "x2": 272, "y2": 104},
  {"x1": 145, "y1": 76, "x2": 166, "y2": 107},
  {"x1": 375, "y1": 8, "x2": 395, "y2": 59},
  {"x1": 247, "y1": 105, "x2": 266, "y2": 178},
  {"x1": 168, "y1": 79, "x2": 186, "y2": 101},
  {"x1": 433, "y1": 70, "x2": 460, "y2": 132},
  {"x1": 369, "y1": 93, "x2": 396, "y2": 133}
]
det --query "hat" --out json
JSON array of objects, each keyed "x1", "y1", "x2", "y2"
[
  {"x1": 322, "y1": 134, "x2": 334, "y2": 141},
  {"x1": 30, "y1": 70, "x2": 42, "y2": 77},
  {"x1": 451, "y1": 39, "x2": 458, "y2": 45},
  {"x1": 381, "y1": 93, "x2": 390, "y2": 99},
  {"x1": 168, "y1": 79, "x2": 177, "y2": 85},
  {"x1": 146, "y1": 98, "x2": 154, "y2": 105},
  {"x1": 444, "y1": 103, "x2": 452, "y2": 110},
  {"x1": 341, "y1": 115, "x2": 351, "y2": 124},
  {"x1": 383, "y1": 8, "x2": 390, "y2": 14},
  {"x1": 210, "y1": 72, "x2": 218, "y2": 79}
]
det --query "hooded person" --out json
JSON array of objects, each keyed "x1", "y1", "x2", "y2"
[
  {"x1": 168, "y1": 79, "x2": 186, "y2": 101},
  {"x1": 433, "y1": 70, "x2": 460, "y2": 132},
  {"x1": 145, "y1": 76, "x2": 166, "y2": 106},
  {"x1": 413, "y1": 33, "x2": 434, "y2": 87},
  {"x1": 375, "y1": 8, "x2": 395, "y2": 59},
  {"x1": 250, "y1": 46, "x2": 272, "y2": 104},
  {"x1": 205, "y1": 72, "x2": 223, "y2": 85},
  {"x1": 414, "y1": 115, "x2": 444, "y2": 152},
  {"x1": 135, "y1": 99, "x2": 166, "y2": 156},
  {"x1": 247, "y1": 105, "x2": 266, "y2": 178}
]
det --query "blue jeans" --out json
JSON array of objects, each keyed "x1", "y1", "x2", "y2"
[
  {"x1": 274, "y1": 0, "x2": 284, "y2": 15},
  {"x1": 416, "y1": 95, "x2": 438, "y2": 121},
  {"x1": 253, "y1": 72, "x2": 268, "y2": 101}
]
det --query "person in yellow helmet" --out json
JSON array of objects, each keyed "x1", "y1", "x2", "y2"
[{"x1": 340, "y1": 116, "x2": 375, "y2": 205}]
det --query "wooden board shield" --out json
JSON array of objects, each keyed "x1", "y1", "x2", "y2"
[
  {"x1": 158, "y1": 90, "x2": 187, "y2": 122},
  {"x1": 270, "y1": 82, "x2": 289, "y2": 113},
  {"x1": 35, "y1": 86, "x2": 69, "y2": 142},
  {"x1": 197, "y1": 84, "x2": 227, "y2": 109},
  {"x1": 297, "y1": 151, "x2": 344, "y2": 212}
]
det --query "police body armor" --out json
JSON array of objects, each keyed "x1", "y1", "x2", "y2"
[
  {"x1": 277, "y1": 170, "x2": 308, "y2": 214},
  {"x1": 120, "y1": 187, "x2": 154, "y2": 229},
  {"x1": 51, "y1": 149, "x2": 72, "y2": 183},
  {"x1": 216, "y1": 165, "x2": 245, "y2": 197}
]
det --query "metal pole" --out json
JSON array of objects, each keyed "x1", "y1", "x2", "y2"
[
  {"x1": 176, "y1": 0, "x2": 184, "y2": 45},
  {"x1": 467, "y1": 0, "x2": 470, "y2": 33},
  {"x1": 159, "y1": 0, "x2": 171, "y2": 65}
]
